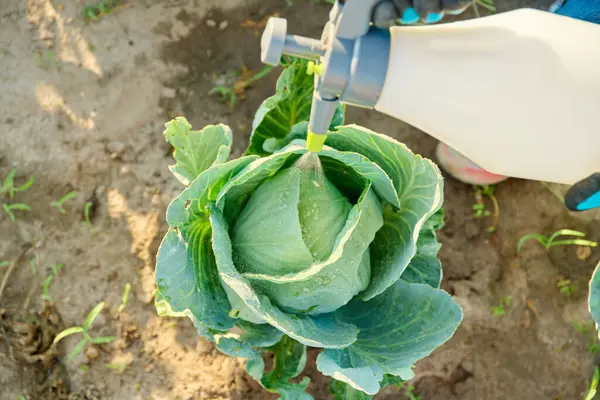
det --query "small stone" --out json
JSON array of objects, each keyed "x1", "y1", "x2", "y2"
[
  {"x1": 576, "y1": 246, "x2": 592, "y2": 261},
  {"x1": 85, "y1": 345, "x2": 100, "y2": 361},
  {"x1": 106, "y1": 140, "x2": 126, "y2": 155},
  {"x1": 218, "y1": 20, "x2": 228, "y2": 30},
  {"x1": 205, "y1": 19, "x2": 217, "y2": 28}
]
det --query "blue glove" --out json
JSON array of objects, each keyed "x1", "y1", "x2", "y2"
[
  {"x1": 372, "y1": 0, "x2": 472, "y2": 27},
  {"x1": 550, "y1": 0, "x2": 600, "y2": 24},
  {"x1": 552, "y1": 0, "x2": 600, "y2": 210},
  {"x1": 372, "y1": 0, "x2": 600, "y2": 211}
]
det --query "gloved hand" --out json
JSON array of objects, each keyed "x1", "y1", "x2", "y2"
[
  {"x1": 372, "y1": 0, "x2": 472, "y2": 27},
  {"x1": 551, "y1": 0, "x2": 600, "y2": 211},
  {"x1": 550, "y1": 0, "x2": 600, "y2": 24}
]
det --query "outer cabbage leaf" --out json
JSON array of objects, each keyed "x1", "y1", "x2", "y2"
[
  {"x1": 401, "y1": 208, "x2": 444, "y2": 287},
  {"x1": 325, "y1": 125, "x2": 443, "y2": 300},
  {"x1": 318, "y1": 149, "x2": 400, "y2": 209},
  {"x1": 163, "y1": 117, "x2": 232, "y2": 185},
  {"x1": 155, "y1": 228, "x2": 235, "y2": 331},
  {"x1": 316, "y1": 280, "x2": 462, "y2": 395},
  {"x1": 262, "y1": 335, "x2": 312, "y2": 400},
  {"x1": 247, "y1": 59, "x2": 344, "y2": 156},
  {"x1": 156, "y1": 154, "x2": 261, "y2": 331},
  {"x1": 216, "y1": 330, "x2": 313, "y2": 399},
  {"x1": 154, "y1": 291, "x2": 188, "y2": 318},
  {"x1": 589, "y1": 261, "x2": 600, "y2": 329},
  {"x1": 167, "y1": 156, "x2": 259, "y2": 227},
  {"x1": 400, "y1": 228, "x2": 442, "y2": 288},
  {"x1": 209, "y1": 203, "x2": 359, "y2": 348},
  {"x1": 190, "y1": 319, "x2": 286, "y2": 389}
]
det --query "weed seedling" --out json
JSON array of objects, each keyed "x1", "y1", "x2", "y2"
[
  {"x1": 1, "y1": 168, "x2": 34, "y2": 199},
  {"x1": 51, "y1": 191, "x2": 78, "y2": 214},
  {"x1": 29, "y1": 255, "x2": 38, "y2": 275},
  {"x1": 118, "y1": 283, "x2": 131, "y2": 312},
  {"x1": 53, "y1": 302, "x2": 115, "y2": 361},
  {"x1": 2, "y1": 203, "x2": 31, "y2": 222},
  {"x1": 556, "y1": 279, "x2": 578, "y2": 297},
  {"x1": 82, "y1": 0, "x2": 122, "y2": 23},
  {"x1": 104, "y1": 363, "x2": 128, "y2": 373},
  {"x1": 473, "y1": 184, "x2": 499, "y2": 232},
  {"x1": 585, "y1": 367, "x2": 600, "y2": 400},
  {"x1": 210, "y1": 64, "x2": 273, "y2": 107},
  {"x1": 403, "y1": 383, "x2": 422, "y2": 400},
  {"x1": 35, "y1": 49, "x2": 60, "y2": 70},
  {"x1": 1, "y1": 167, "x2": 34, "y2": 222},
  {"x1": 491, "y1": 296, "x2": 511, "y2": 316},
  {"x1": 517, "y1": 229, "x2": 597, "y2": 254},
  {"x1": 42, "y1": 264, "x2": 64, "y2": 302},
  {"x1": 472, "y1": 0, "x2": 496, "y2": 18},
  {"x1": 83, "y1": 201, "x2": 94, "y2": 229},
  {"x1": 573, "y1": 321, "x2": 600, "y2": 354},
  {"x1": 0, "y1": 261, "x2": 9, "y2": 268},
  {"x1": 574, "y1": 321, "x2": 593, "y2": 335}
]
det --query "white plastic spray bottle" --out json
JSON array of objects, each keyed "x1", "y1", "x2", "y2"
[{"x1": 260, "y1": 1, "x2": 600, "y2": 211}]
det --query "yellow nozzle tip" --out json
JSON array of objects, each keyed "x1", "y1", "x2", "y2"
[
  {"x1": 306, "y1": 130, "x2": 327, "y2": 153},
  {"x1": 307, "y1": 61, "x2": 323, "y2": 76}
]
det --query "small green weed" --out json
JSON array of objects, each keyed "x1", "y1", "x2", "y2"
[
  {"x1": 1, "y1": 167, "x2": 34, "y2": 222},
  {"x1": 29, "y1": 255, "x2": 38, "y2": 275},
  {"x1": 2, "y1": 204, "x2": 31, "y2": 222},
  {"x1": 104, "y1": 363, "x2": 128, "y2": 373},
  {"x1": 42, "y1": 264, "x2": 64, "y2": 302},
  {"x1": 0, "y1": 260, "x2": 10, "y2": 268},
  {"x1": 2, "y1": 168, "x2": 35, "y2": 198},
  {"x1": 574, "y1": 321, "x2": 593, "y2": 335},
  {"x1": 573, "y1": 321, "x2": 600, "y2": 354},
  {"x1": 403, "y1": 383, "x2": 422, "y2": 400},
  {"x1": 473, "y1": 184, "x2": 499, "y2": 233},
  {"x1": 51, "y1": 191, "x2": 78, "y2": 214},
  {"x1": 472, "y1": 203, "x2": 490, "y2": 218},
  {"x1": 517, "y1": 229, "x2": 597, "y2": 254},
  {"x1": 585, "y1": 367, "x2": 600, "y2": 400},
  {"x1": 35, "y1": 49, "x2": 60, "y2": 70},
  {"x1": 118, "y1": 283, "x2": 131, "y2": 312},
  {"x1": 53, "y1": 302, "x2": 115, "y2": 361},
  {"x1": 472, "y1": 0, "x2": 496, "y2": 17},
  {"x1": 210, "y1": 64, "x2": 273, "y2": 107},
  {"x1": 491, "y1": 296, "x2": 511, "y2": 316},
  {"x1": 556, "y1": 279, "x2": 577, "y2": 297},
  {"x1": 83, "y1": 201, "x2": 94, "y2": 229},
  {"x1": 82, "y1": 0, "x2": 122, "y2": 23}
]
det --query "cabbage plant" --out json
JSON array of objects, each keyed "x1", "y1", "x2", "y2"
[{"x1": 155, "y1": 59, "x2": 462, "y2": 399}]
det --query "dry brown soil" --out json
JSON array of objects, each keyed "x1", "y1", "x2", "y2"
[{"x1": 1, "y1": 0, "x2": 599, "y2": 399}]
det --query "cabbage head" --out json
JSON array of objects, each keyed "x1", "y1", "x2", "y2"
[{"x1": 155, "y1": 60, "x2": 462, "y2": 399}]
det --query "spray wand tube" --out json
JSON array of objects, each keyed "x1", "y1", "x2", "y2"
[{"x1": 260, "y1": 0, "x2": 390, "y2": 153}]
